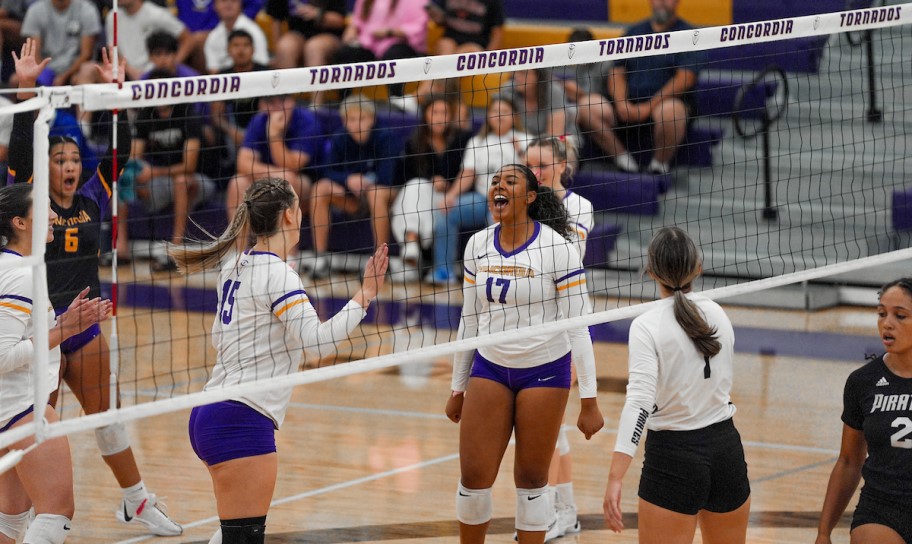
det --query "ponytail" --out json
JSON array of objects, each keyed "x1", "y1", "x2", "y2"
[
  {"x1": 646, "y1": 227, "x2": 721, "y2": 359},
  {"x1": 169, "y1": 177, "x2": 296, "y2": 275}
]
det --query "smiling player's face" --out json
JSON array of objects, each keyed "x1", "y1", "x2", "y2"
[
  {"x1": 49, "y1": 142, "x2": 82, "y2": 201},
  {"x1": 878, "y1": 286, "x2": 912, "y2": 359},
  {"x1": 488, "y1": 166, "x2": 533, "y2": 225}
]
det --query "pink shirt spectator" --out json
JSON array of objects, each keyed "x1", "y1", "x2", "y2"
[{"x1": 351, "y1": 0, "x2": 427, "y2": 58}]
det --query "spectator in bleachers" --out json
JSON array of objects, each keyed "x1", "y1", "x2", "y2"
[
  {"x1": 18, "y1": 0, "x2": 100, "y2": 86},
  {"x1": 391, "y1": 94, "x2": 471, "y2": 280},
  {"x1": 226, "y1": 93, "x2": 320, "y2": 223},
  {"x1": 132, "y1": 72, "x2": 216, "y2": 270},
  {"x1": 141, "y1": 31, "x2": 200, "y2": 79},
  {"x1": 310, "y1": 95, "x2": 398, "y2": 279},
  {"x1": 211, "y1": 29, "x2": 268, "y2": 152},
  {"x1": 204, "y1": 0, "x2": 269, "y2": 73},
  {"x1": 176, "y1": 0, "x2": 263, "y2": 73},
  {"x1": 333, "y1": 0, "x2": 427, "y2": 99},
  {"x1": 504, "y1": 68, "x2": 576, "y2": 140},
  {"x1": 0, "y1": 0, "x2": 31, "y2": 81},
  {"x1": 607, "y1": 0, "x2": 702, "y2": 175},
  {"x1": 429, "y1": 94, "x2": 529, "y2": 284},
  {"x1": 562, "y1": 27, "x2": 639, "y2": 174},
  {"x1": 425, "y1": 0, "x2": 503, "y2": 55},
  {"x1": 270, "y1": 0, "x2": 346, "y2": 71}
]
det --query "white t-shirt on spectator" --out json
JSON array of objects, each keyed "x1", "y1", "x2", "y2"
[
  {"x1": 204, "y1": 14, "x2": 269, "y2": 72},
  {"x1": 106, "y1": 2, "x2": 186, "y2": 73},
  {"x1": 461, "y1": 129, "x2": 531, "y2": 196}
]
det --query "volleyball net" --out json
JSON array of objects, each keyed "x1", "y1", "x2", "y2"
[{"x1": 2, "y1": 2, "x2": 911, "y2": 455}]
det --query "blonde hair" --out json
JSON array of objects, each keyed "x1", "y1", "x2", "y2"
[
  {"x1": 525, "y1": 135, "x2": 579, "y2": 187},
  {"x1": 646, "y1": 227, "x2": 721, "y2": 359},
  {"x1": 169, "y1": 178, "x2": 296, "y2": 275}
]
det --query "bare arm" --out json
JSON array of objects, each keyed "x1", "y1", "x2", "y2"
[
  {"x1": 236, "y1": 147, "x2": 274, "y2": 178},
  {"x1": 174, "y1": 29, "x2": 194, "y2": 66},
  {"x1": 486, "y1": 26, "x2": 503, "y2": 50},
  {"x1": 816, "y1": 425, "x2": 867, "y2": 543},
  {"x1": 55, "y1": 34, "x2": 96, "y2": 85},
  {"x1": 547, "y1": 109, "x2": 566, "y2": 137},
  {"x1": 648, "y1": 67, "x2": 697, "y2": 108}
]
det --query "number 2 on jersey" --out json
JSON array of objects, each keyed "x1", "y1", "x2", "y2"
[
  {"x1": 220, "y1": 280, "x2": 241, "y2": 324},
  {"x1": 485, "y1": 277, "x2": 511, "y2": 304},
  {"x1": 891, "y1": 417, "x2": 912, "y2": 449}
]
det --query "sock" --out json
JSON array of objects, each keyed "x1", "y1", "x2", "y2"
[
  {"x1": 123, "y1": 481, "x2": 149, "y2": 514},
  {"x1": 22, "y1": 514, "x2": 71, "y2": 544},
  {"x1": 557, "y1": 483, "x2": 575, "y2": 508},
  {"x1": 220, "y1": 516, "x2": 266, "y2": 544},
  {"x1": 548, "y1": 486, "x2": 560, "y2": 509},
  {"x1": 207, "y1": 527, "x2": 223, "y2": 544}
]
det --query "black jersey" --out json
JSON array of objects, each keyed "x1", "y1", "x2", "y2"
[
  {"x1": 842, "y1": 355, "x2": 912, "y2": 501},
  {"x1": 7, "y1": 109, "x2": 129, "y2": 310}
]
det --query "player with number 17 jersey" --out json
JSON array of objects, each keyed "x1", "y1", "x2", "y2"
[{"x1": 452, "y1": 221, "x2": 597, "y2": 395}]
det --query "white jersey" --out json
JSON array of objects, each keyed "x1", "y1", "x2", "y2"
[
  {"x1": 452, "y1": 223, "x2": 598, "y2": 398},
  {"x1": 614, "y1": 293, "x2": 738, "y2": 457},
  {"x1": 461, "y1": 130, "x2": 531, "y2": 196},
  {"x1": 0, "y1": 249, "x2": 61, "y2": 427},
  {"x1": 206, "y1": 251, "x2": 366, "y2": 429},
  {"x1": 562, "y1": 190, "x2": 594, "y2": 260}
]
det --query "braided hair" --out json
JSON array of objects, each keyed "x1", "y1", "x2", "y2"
[
  {"x1": 501, "y1": 163, "x2": 572, "y2": 240},
  {"x1": 646, "y1": 227, "x2": 721, "y2": 359},
  {"x1": 169, "y1": 178, "x2": 296, "y2": 274}
]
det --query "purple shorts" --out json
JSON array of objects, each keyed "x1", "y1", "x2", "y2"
[
  {"x1": 470, "y1": 352, "x2": 572, "y2": 393},
  {"x1": 189, "y1": 401, "x2": 277, "y2": 466},
  {"x1": 0, "y1": 405, "x2": 35, "y2": 433},
  {"x1": 55, "y1": 308, "x2": 102, "y2": 355}
]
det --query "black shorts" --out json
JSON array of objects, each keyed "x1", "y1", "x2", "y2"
[
  {"x1": 852, "y1": 488, "x2": 912, "y2": 543},
  {"x1": 638, "y1": 418, "x2": 750, "y2": 516}
]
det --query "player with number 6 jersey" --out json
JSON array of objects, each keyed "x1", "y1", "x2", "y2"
[{"x1": 816, "y1": 278, "x2": 912, "y2": 544}]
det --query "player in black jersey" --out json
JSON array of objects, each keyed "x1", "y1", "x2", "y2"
[
  {"x1": 817, "y1": 278, "x2": 912, "y2": 544},
  {"x1": 7, "y1": 39, "x2": 182, "y2": 536}
]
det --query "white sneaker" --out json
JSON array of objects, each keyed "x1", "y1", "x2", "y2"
[
  {"x1": 647, "y1": 158, "x2": 671, "y2": 176},
  {"x1": 615, "y1": 152, "x2": 639, "y2": 173},
  {"x1": 116, "y1": 495, "x2": 183, "y2": 536},
  {"x1": 556, "y1": 504, "x2": 580, "y2": 535},
  {"x1": 402, "y1": 241, "x2": 420, "y2": 267}
]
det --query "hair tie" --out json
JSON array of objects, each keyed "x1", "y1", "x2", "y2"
[
  {"x1": 244, "y1": 200, "x2": 252, "y2": 209},
  {"x1": 672, "y1": 286, "x2": 683, "y2": 292},
  {"x1": 558, "y1": 134, "x2": 566, "y2": 142}
]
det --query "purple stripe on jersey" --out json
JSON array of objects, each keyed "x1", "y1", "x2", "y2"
[
  {"x1": 249, "y1": 250, "x2": 281, "y2": 259},
  {"x1": 555, "y1": 269, "x2": 585, "y2": 284},
  {"x1": 77, "y1": 173, "x2": 112, "y2": 216},
  {"x1": 1, "y1": 248, "x2": 23, "y2": 256},
  {"x1": 464, "y1": 267, "x2": 476, "y2": 277},
  {"x1": 562, "y1": 190, "x2": 573, "y2": 201},
  {"x1": 494, "y1": 221, "x2": 541, "y2": 258},
  {"x1": 574, "y1": 222, "x2": 590, "y2": 234},
  {"x1": 0, "y1": 294, "x2": 33, "y2": 304},
  {"x1": 271, "y1": 289, "x2": 307, "y2": 311}
]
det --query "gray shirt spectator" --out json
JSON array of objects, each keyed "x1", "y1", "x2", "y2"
[{"x1": 21, "y1": 0, "x2": 100, "y2": 78}]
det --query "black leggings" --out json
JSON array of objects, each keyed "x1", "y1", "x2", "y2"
[{"x1": 332, "y1": 42, "x2": 420, "y2": 96}]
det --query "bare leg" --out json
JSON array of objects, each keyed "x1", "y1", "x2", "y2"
[
  {"x1": 171, "y1": 174, "x2": 190, "y2": 246},
  {"x1": 365, "y1": 184, "x2": 394, "y2": 248},
  {"x1": 638, "y1": 498, "x2": 698, "y2": 544},
  {"x1": 697, "y1": 496, "x2": 751, "y2": 544},
  {"x1": 576, "y1": 92, "x2": 628, "y2": 158},
  {"x1": 310, "y1": 179, "x2": 359, "y2": 253},
  {"x1": 850, "y1": 523, "x2": 906, "y2": 544},
  {"x1": 207, "y1": 453, "x2": 277, "y2": 520},
  {"x1": 274, "y1": 32, "x2": 305, "y2": 70},
  {"x1": 651, "y1": 97, "x2": 688, "y2": 164},
  {"x1": 5, "y1": 407, "x2": 74, "y2": 518}
]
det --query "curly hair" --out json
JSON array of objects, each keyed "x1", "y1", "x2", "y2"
[{"x1": 501, "y1": 163, "x2": 571, "y2": 240}]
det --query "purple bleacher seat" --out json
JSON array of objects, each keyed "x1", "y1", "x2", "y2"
[
  {"x1": 570, "y1": 171, "x2": 661, "y2": 215},
  {"x1": 125, "y1": 199, "x2": 229, "y2": 241},
  {"x1": 733, "y1": 0, "x2": 852, "y2": 23},
  {"x1": 696, "y1": 76, "x2": 777, "y2": 120},
  {"x1": 894, "y1": 187, "x2": 912, "y2": 232},
  {"x1": 583, "y1": 222, "x2": 623, "y2": 269},
  {"x1": 705, "y1": 37, "x2": 829, "y2": 73},
  {"x1": 503, "y1": 0, "x2": 606, "y2": 22}
]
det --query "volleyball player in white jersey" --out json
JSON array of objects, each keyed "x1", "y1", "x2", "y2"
[
  {"x1": 603, "y1": 227, "x2": 750, "y2": 544},
  {"x1": 445, "y1": 164, "x2": 604, "y2": 544},
  {"x1": 0, "y1": 183, "x2": 111, "y2": 544},
  {"x1": 168, "y1": 177, "x2": 388, "y2": 544},
  {"x1": 523, "y1": 136, "x2": 593, "y2": 538}
]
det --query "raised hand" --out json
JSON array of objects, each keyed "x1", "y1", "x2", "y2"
[
  {"x1": 93, "y1": 46, "x2": 127, "y2": 85},
  {"x1": 12, "y1": 38, "x2": 51, "y2": 87},
  {"x1": 359, "y1": 243, "x2": 389, "y2": 303}
]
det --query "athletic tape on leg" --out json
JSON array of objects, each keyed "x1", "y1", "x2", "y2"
[
  {"x1": 0, "y1": 511, "x2": 29, "y2": 540},
  {"x1": 516, "y1": 486, "x2": 553, "y2": 532},
  {"x1": 455, "y1": 483, "x2": 492, "y2": 525},
  {"x1": 95, "y1": 422, "x2": 131, "y2": 456}
]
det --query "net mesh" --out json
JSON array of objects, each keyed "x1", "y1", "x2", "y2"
[{"x1": 1, "y1": 3, "x2": 911, "y2": 450}]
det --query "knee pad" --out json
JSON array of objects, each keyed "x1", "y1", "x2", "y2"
[
  {"x1": 455, "y1": 484, "x2": 492, "y2": 526},
  {"x1": 220, "y1": 516, "x2": 265, "y2": 544},
  {"x1": 556, "y1": 426, "x2": 571, "y2": 456},
  {"x1": 22, "y1": 513, "x2": 71, "y2": 544},
  {"x1": 95, "y1": 422, "x2": 131, "y2": 456},
  {"x1": 0, "y1": 511, "x2": 29, "y2": 540},
  {"x1": 516, "y1": 486, "x2": 553, "y2": 532}
]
